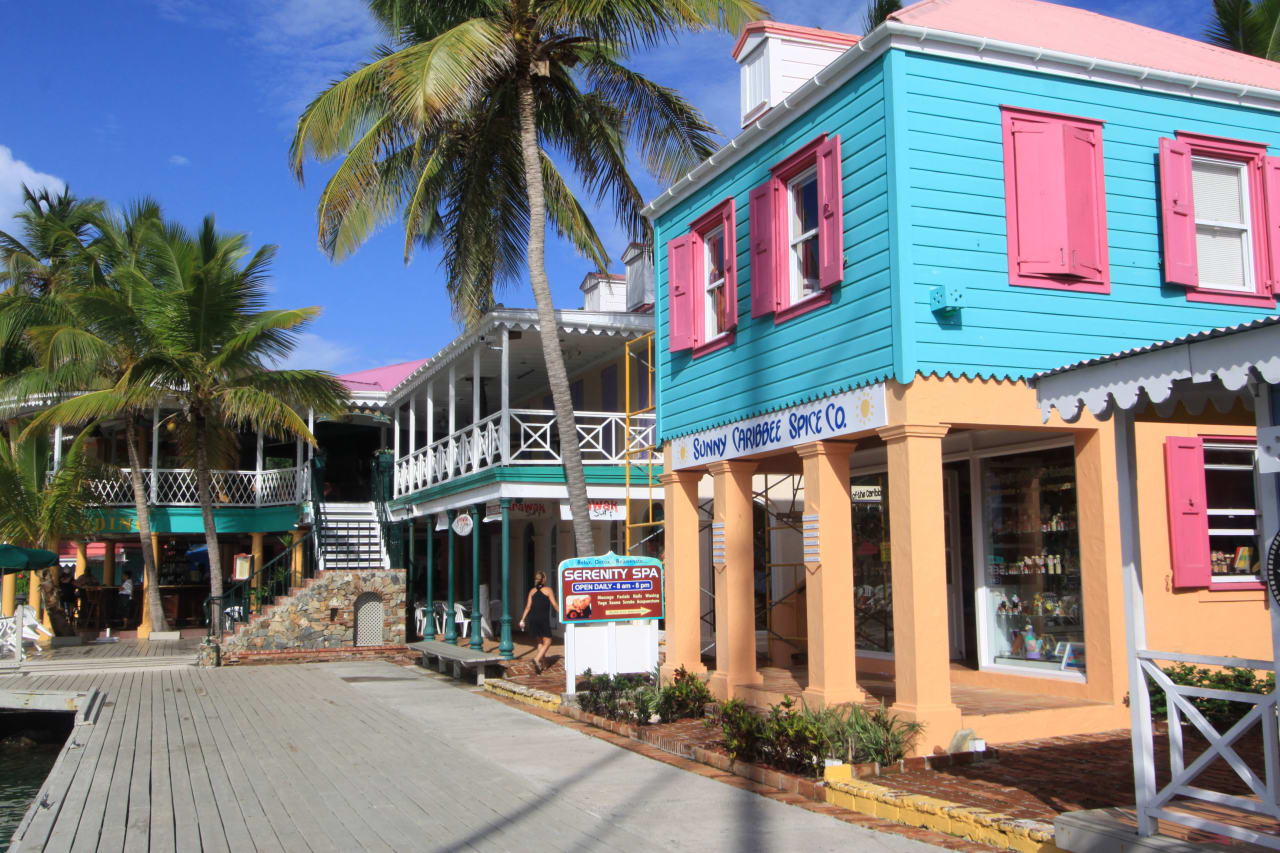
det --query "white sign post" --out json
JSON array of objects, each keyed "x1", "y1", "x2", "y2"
[{"x1": 557, "y1": 552, "x2": 664, "y2": 695}]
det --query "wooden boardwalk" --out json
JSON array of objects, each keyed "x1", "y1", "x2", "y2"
[
  {"x1": 4, "y1": 662, "x2": 940, "y2": 853},
  {"x1": 0, "y1": 639, "x2": 201, "y2": 676}
]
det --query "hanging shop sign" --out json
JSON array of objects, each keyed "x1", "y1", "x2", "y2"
[
  {"x1": 452, "y1": 512, "x2": 474, "y2": 537},
  {"x1": 558, "y1": 552, "x2": 663, "y2": 624},
  {"x1": 850, "y1": 484, "x2": 883, "y2": 504},
  {"x1": 670, "y1": 383, "x2": 887, "y2": 470},
  {"x1": 483, "y1": 501, "x2": 555, "y2": 522},
  {"x1": 559, "y1": 499, "x2": 626, "y2": 522}
]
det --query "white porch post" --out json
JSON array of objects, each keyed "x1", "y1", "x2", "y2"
[
  {"x1": 472, "y1": 346, "x2": 481, "y2": 470},
  {"x1": 1254, "y1": 384, "x2": 1280, "y2": 696},
  {"x1": 150, "y1": 407, "x2": 160, "y2": 503},
  {"x1": 393, "y1": 403, "x2": 401, "y2": 461},
  {"x1": 501, "y1": 326, "x2": 511, "y2": 465},
  {"x1": 449, "y1": 366, "x2": 457, "y2": 478},
  {"x1": 1115, "y1": 408, "x2": 1157, "y2": 835},
  {"x1": 426, "y1": 381, "x2": 435, "y2": 484},
  {"x1": 307, "y1": 409, "x2": 314, "y2": 462},
  {"x1": 52, "y1": 425, "x2": 63, "y2": 471},
  {"x1": 255, "y1": 429, "x2": 264, "y2": 507},
  {"x1": 295, "y1": 433, "x2": 303, "y2": 502},
  {"x1": 408, "y1": 393, "x2": 417, "y2": 459}
]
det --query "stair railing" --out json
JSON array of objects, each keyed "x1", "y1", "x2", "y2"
[
  {"x1": 205, "y1": 527, "x2": 318, "y2": 640},
  {"x1": 310, "y1": 456, "x2": 327, "y2": 570},
  {"x1": 370, "y1": 452, "x2": 396, "y2": 568}
]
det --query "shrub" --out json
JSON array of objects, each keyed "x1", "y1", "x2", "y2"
[
  {"x1": 709, "y1": 696, "x2": 925, "y2": 776},
  {"x1": 576, "y1": 667, "x2": 712, "y2": 726},
  {"x1": 1147, "y1": 663, "x2": 1275, "y2": 731}
]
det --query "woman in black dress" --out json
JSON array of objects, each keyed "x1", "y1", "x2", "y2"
[{"x1": 518, "y1": 571, "x2": 557, "y2": 674}]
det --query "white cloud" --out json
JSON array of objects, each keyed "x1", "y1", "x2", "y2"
[
  {"x1": 0, "y1": 145, "x2": 66, "y2": 237},
  {"x1": 168, "y1": 154, "x2": 190, "y2": 166},
  {"x1": 275, "y1": 331, "x2": 359, "y2": 373}
]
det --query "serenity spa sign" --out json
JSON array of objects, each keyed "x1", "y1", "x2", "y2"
[
  {"x1": 670, "y1": 384, "x2": 887, "y2": 469},
  {"x1": 558, "y1": 554, "x2": 664, "y2": 623}
]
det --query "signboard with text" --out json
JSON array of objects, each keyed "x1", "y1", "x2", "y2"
[
  {"x1": 559, "y1": 499, "x2": 626, "y2": 522},
  {"x1": 558, "y1": 553, "x2": 664, "y2": 624},
  {"x1": 669, "y1": 384, "x2": 887, "y2": 469}
]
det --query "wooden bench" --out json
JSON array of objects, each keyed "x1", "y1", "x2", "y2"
[{"x1": 410, "y1": 640, "x2": 505, "y2": 686}]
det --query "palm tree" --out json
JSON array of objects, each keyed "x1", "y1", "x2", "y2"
[
  {"x1": 289, "y1": 0, "x2": 766, "y2": 556},
  {"x1": 11, "y1": 200, "x2": 175, "y2": 632},
  {"x1": 140, "y1": 216, "x2": 350, "y2": 603},
  {"x1": 861, "y1": 0, "x2": 901, "y2": 34},
  {"x1": 1206, "y1": 0, "x2": 1279, "y2": 60},
  {"x1": 0, "y1": 422, "x2": 100, "y2": 636}
]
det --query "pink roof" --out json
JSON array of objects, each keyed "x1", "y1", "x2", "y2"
[
  {"x1": 339, "y1": 358, "x2": 428, "y2": 394},
  {"x1": 891, "y1": 0, "x2": 1280, "y2": 93}
]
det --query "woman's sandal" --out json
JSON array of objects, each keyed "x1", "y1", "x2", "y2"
[{"x1": 533, "y1": 661, "x2": 543, "y2": 675}]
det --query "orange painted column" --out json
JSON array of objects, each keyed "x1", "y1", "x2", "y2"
[
  {"x1": 660, "y1": 463, "x2": 706, "y2": 681},
  {"x1": 250, "y1": 533, "x2": 265, "y2": 597},
  {"x1": 881, "y1": 424, "x2": 962, "y2": 753},
  {"x1": 74, "y1": 542, "x2": 88, "y2": 578},
  {"x1": 2, "y1": 574, "x2": 15, "y2": 618},
  {"x1": 707, "y1": 460, "x2": 760, "y2": 699},
  {"x1": 798, "y1": 441, "x2": 865, "y2": 708}
]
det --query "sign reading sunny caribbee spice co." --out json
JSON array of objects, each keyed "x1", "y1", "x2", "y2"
[{"x1": 670, "y1": 384, "x2": 887, "y2": 470}]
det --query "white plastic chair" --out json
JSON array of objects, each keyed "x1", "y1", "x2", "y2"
[
  {"x1": 414, "y1": 606, "x2": 427, "y2": 637},
  {"x1": 453, "y1": 602, "x2": 470, "y2": 639},
  {"x1": 20, "y1": 605, "x2": 51, "y2": 656},
  {"x1": 0, "y1": 616, "x2": 19, "y2": 661},
  {"x1": 432, "y1": 602, "x2": 446, "y2": 636}
]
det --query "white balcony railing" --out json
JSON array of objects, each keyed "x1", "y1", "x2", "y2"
[
  {"x1": 81, "y1": 467, "x2": 309, "y2": 507},
  {"x1": 393, "y1": 409, "x2": 656, "y2": 498}
]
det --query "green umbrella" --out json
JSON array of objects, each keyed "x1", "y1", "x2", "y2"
[{"x1": 0, "y1": 544, "x2": 59, "y2": 574}]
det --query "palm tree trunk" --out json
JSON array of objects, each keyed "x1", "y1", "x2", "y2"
[
  {"x1": 124, "y1": 417, "x2": 167, "y2": 632},
  {"x1": 192, "y1": 414, "x2": 224, "y2": 601},
  {"x1": 516, "y1": 74, "x2": 596, "y2": 557}
]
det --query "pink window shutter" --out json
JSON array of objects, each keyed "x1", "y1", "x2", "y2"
[
  {"x1": 1164, "y1": 436, "x2": 1211, "y2": 589},
  {"x1": 667, "y1": 234, "x2": 695, "y2": 352},
  {"x1": 1264, "y1": 156, "x2": 1280, "y2": 294},
  {"x1": 816, "y1": 135, "x2": 844, "y2": 289},
  {"x1": 1005, "y1": 115, "x2": 1070, "y2": 277},
  {"x1": 1061, "y1": 124, "x2": 1106, "y2": 282},
  {"x1": 749, "y1": 180, "x2": 778, "y2": 317},
  {"x1": 1158, "y1": 137, "x2": 1198, "y2": 288},
  {"x1": 720, "y1": 201, "x2": 739, "y2": 331}
]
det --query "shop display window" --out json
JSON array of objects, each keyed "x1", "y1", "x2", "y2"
[
  {"x1": 1204, "y1": 440, "x2": 1260, "y2": 581},
  {"x1": 980, "y1": 446, "x2": 1085, "y2": 673},
  {"x1": 851, "y1": 473, "x2": 893, "y2": 653}
]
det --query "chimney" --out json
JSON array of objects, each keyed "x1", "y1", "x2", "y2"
[
  {"x1": 580, "y1": 271, "x2": 627, "y2": 312},
  {"x1": 622, "y1": 243, "x2": 654, "y2": 313},
  {"x1": 732, "y1": 22, "x2": 859, "y2": 129}
]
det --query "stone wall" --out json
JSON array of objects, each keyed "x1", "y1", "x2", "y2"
[{"x1": 220, "y1": 569, "x2": 406, "y2": 655}]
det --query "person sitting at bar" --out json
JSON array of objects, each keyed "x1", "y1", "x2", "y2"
[{"x1": 59, "y1": 567, "x2": 77, "y2": 619}]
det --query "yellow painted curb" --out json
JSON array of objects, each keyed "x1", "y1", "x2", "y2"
[
  {"x1": 822, "y1": 767, "x2": 1065, "y2": 853},
  {"x1": 483, "y1": 679, "x2": 562, "y2": 712}
]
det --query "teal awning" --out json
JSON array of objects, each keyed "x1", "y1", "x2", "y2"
[{"x1": 0, "y1": 544, "x2": 59, "y2": 574}]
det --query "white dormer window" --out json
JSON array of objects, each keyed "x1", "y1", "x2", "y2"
[
  {"x1": 732, "y1": 23, "x2": 859, "y2": 129},
  {"x1": 740, "y1": 42, "x2": 769, "y2": 124}
]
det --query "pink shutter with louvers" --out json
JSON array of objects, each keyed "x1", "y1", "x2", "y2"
[
  {"x1": 1158, "y1": 137, "x2": 1199, "y2": 288},
  {"x1": 1062, "y1": 123, "x2": 1106, "y2": 282},
  {"x1": 749, "y1": 180, "x2": 779, "y2": 317},
  {"x1": 667, "y1": 234, "x2": 695, "y2": 352},
  {"x1": 1005, "y1": 114, "x2": 1070, "y2": 277},
  {"x1": 720, "y1": 200, "x2": 739, "y2": 332},
  {"x1": 1164, "y1": 436, "x2": 1211, "y2": 589},
  {"x1": 816, "y1": 134, "x2": 844, "y2": 289},
  {"x1": 1264, "y1": 156, "x2": 1280, "y2": 294}
]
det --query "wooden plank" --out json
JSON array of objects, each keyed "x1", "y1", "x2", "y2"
[
  {"x1": 165, "y1": 668, "x2": 229, "y2": 852},
  {"x1": 174, "y1": 667, "x2": 255, "y2": 852},
  {"x1": 147, "y1": 666, "x2": 177, "y2": 853},
  {"x1": 122, "y1": 671, "x2": 156, "y2": 853},
  {"x1": 69, "y1": 670, "x2": 140, "y2": 853},
  {"x1": 23, "y1": 671, "x2": 126, "y2": 851},
  {"x1": 231, "y1": 666, "x2": 394, "y2": 851},
  {"x1": 161, "y1": 669, "x2": 202, "y2": 853},
  {"x1": 202, "y1": 668, "x2": 336, "y2": 853},
  {"x1": 187, "y1": 669, "x2": 289, "y2": 853}
]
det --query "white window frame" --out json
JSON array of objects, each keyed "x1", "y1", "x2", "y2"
[
  {"x1": 1203, "y1": 438, "x2": 1261, "y2": 584},
  {"x1": 702, "y1": 225, "x2": 727, "y2": 343},
  {"x1": 787, "y1": 166, "x2": 820, "y2": 305},
  {"x1": 1191, "y1": 156, "x2": 1255, "y2": 294}
]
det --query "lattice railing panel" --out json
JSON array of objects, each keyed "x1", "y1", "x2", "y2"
[{"x1": 81, "y1": 467, "x2": 305, "y2": 507}]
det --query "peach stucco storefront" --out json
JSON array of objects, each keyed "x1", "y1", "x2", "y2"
[{"x1": 660, "y1": 374, "x2": 1271, "y2": 755}]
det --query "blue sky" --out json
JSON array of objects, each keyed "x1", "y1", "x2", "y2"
[{"x1": 0, "y1": 0, "x2": 1208, "y2": 375}]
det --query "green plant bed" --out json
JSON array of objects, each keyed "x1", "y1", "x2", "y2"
[
  {"x1": 1147, "y1": 663, "x2": 1275, "y2": 731},
  {"x1": 576, "y1": 666, "x2": 714, "y2": 725},
  {"x1": 708, "y1": 696, "x2": 924, "y2": 778}
]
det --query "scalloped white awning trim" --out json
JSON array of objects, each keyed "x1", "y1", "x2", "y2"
[{"x1": 1035, "y1": 322, "x2": 1280, "y2": 422}]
